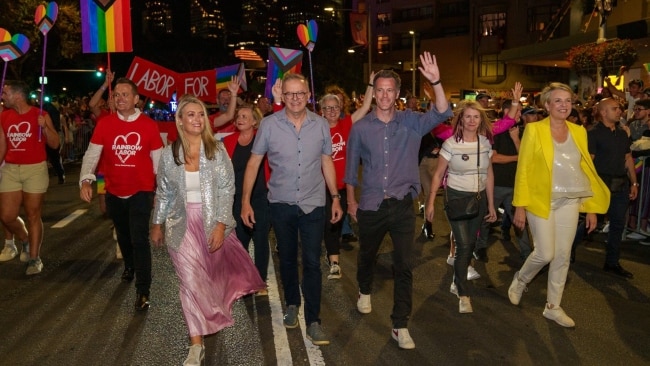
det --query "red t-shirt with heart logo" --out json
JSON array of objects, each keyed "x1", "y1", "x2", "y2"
[
  {"x1": 1, "y1": 107, "x2": 49, "y2": 164},
  {"x1": 330, "y1": 114, "x2": 352, "y2": 189},
  {"x1": 90, "y1": 113, "x2": 163, "y2": 196}
]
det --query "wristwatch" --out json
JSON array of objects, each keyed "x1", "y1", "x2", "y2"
[
  {"x1": 331, "y1": 194, "x2": 342, "y2": 200},
  {"x1": 632, "y1": 182, "x2": 640, "y2": 187}
]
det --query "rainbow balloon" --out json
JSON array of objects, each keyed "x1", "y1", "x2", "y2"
[
  {"x1": 0, "y1": 28, "x2": 31, "y2": 62},
  {"x1": 297, "y1": 20, "x2": 318, "y2": 52},
  {"x1": 34, "y1": 2, "x2": 59, "y2": 35}
]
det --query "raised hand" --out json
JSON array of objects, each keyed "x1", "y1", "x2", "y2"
[
  {"x1": 418, "y1": 51, "x2": 441, "y2": 83},
  {"x1": 227, "y1": 75, "x2": 241, "y2": 94}
]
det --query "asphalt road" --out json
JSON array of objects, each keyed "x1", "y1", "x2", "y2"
[{"x1": 0, "y1": 163, "x2": 649, "y2": 365}]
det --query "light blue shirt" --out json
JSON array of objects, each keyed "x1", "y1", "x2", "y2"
[{"x1": 252, "y1": 108, "x2": 332, "y2": 214}]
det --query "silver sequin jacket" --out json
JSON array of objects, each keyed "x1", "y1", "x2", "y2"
[{"x1": 152, "y1": 141, "x2": 236, "y2": 251}]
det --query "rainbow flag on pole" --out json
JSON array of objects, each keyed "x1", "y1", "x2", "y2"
[
  {"x1": 80, "y1": 0, "x2": 132, "y2": 53},
  {"x1": 215, "y1": 63, "x2": 247, "y2": 93}
]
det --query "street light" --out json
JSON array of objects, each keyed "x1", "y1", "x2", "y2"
[{"x1": 409, "y1": 30, "x2": 416, "y2": 96}]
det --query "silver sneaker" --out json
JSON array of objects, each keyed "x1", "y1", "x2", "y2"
[
  {"x1": 183, "y1": 344, "x2": 205, "y2": 366},
  {"x1": 0, "y1": 244, "x2": 17, "y2": 262},
  {"x1": 19, "y1": 241, "x2": 30, "y2": 263},
  {"x1": 508, "y1": 271, "x2": 527, "y2": 305},
  {"x1": 26, "y1": 258, "x2": 43, "y2": 275},
  {"x1": 306, "y1": 322, "x2": 330, "y2": 346},
  {"x1": 327, "y1": 263, "x2": 341, "y2": 280},
  {"x1": 467, "y1": 265, "x2": 481, "y2": 280}
]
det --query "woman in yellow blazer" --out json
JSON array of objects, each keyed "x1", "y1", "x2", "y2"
[{"x1": 508, "y1": 82, "x2": 610, "y2": 328}]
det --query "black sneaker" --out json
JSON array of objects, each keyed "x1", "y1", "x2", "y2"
[
  {"x1": 342, "y1": 234, "x2": 358, "y2": 243},
  {"x1": 135, "y1": 293, "x2": 150, "y2": 311},
  {"x1": 121, "y1": 268, "x2": 135, "y2": 282},
  {"x1": 603, "y1": 263, "x2": 633, "y2": 279}
]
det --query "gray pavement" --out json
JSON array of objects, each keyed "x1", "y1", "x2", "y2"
[{"x1": 0, "y1": 164, "x2": 649, "y2": 365}]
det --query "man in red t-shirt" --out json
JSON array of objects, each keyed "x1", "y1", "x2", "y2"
[
  {"x1": 0, "y1": 80, "x2": 59, "y2": 275},
  {"x1": 79, "y1": 77, "x2": 163, "y2": 312}
]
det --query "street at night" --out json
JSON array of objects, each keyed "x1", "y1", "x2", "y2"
[{"x1": 0, "y1": 163, "x2": 648, "y2": 365}]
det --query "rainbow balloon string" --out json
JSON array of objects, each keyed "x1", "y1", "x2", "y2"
[
  {"x1": 34, "y1": 1, "x2": 59, "y2": 141},
  {"x1": 297, "y1": 20, "x2": 319, "y2": 106}
]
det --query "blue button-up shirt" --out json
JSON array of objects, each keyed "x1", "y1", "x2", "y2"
[
  {"x1": 344, "y1": 106, "x2": 453, "y2": 211},
  {"x1": 252, "y1": 109, "x2": 332, "y2": 214}
]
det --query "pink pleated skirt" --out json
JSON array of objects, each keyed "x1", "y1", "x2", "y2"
[{"x1": 168, "y1": 202, "x2": 266, "y2": 337}]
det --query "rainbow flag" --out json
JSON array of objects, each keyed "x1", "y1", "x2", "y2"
[
  {"x1": 80, "y1": 0, "x2": 132, "y2": 53},
  {"x1": 215, "y1": 63, "x2": 247, "y2": 93},
  {"x1": 265, "y1": 47, "x2": 303, "y2": 99}
]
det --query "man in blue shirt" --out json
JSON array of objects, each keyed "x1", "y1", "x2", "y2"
[
  {"x1": 345, "y1": 52, "x2": 453, "y2": 350},
  {"x1": 241, "y1": 72, "x2": 342, "y2": 346}
]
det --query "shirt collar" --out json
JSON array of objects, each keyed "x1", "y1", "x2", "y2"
[{"x1": 117, "y1": 108, "x2": 142, "y2": 122}]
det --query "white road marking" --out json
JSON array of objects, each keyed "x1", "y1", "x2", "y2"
[{"x1": 51, "y1": 209, "x2": 88, "y2": 228}]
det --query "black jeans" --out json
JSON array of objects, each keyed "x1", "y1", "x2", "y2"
[
  {"x1": 233, "y1": 195, "x2": 271, "y2": 282},
  {"x1": 46, "y1": 145, "x2": 64, "y2": 180},
  {"x1": 106, "y1": 191, "x2": 154, "y2": 295},
  {"x1": 357, "y1": 195, "x2": 415, "y2": 329},
  {"x1": 324, "y1": 188, "x2": 348, "y2": 257},
  {"x1": 446, "y1": 188, "x2": 487, "y2": 296}
]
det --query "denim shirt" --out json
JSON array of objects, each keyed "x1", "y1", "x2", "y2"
[
  {"x1": 252, "y1": 109, "x2": 332, "y2": 214},
  {"x1": 345, "y1": 106, "x2": 453, "y2": 211}
]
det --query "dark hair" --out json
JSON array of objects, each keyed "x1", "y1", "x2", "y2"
[
  {"x1": 373, "y1": 70, "x2": 401, "y2": 91},
  {"x1": 501, "y1": 99, "x2": 513, "y2": 111},
  {"x1": 636, "y1": 99, "x2": 650, "y2": 109},
  {"x1": 629, "y1": 79, "x2": 644, "y2": 88},
  {"x1": 3, "y1": 80, "x2": 30, "y2": 100},
  {"x1": 114, "y1": 77, "x2": 139, "y2": 95}
]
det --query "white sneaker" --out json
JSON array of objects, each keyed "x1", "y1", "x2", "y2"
[
  {"x1": 183, "y1": 344, "x2": 205, "y2": 366},
  {"x1": 357, "y1": 292, "x2": 371, "y2": 314},
  {"x1": 116, "y1": 243, "x2": 123, "y2": 259},
  {"x1": 459, "y1": 296, "x2": 473, "y2": 313},
  {"x1": 19, "y1": 241, "x2": 30, "y2": 263},
  {"x1": 446, "y1": 255, "x2": 454, "y2": 266},
  {"x1": 450, "y1": 281, "x2": 458, "y2": 296},
  {"x1": 508, "y1": 271, "x2": 528, "y2": 305},
  {"x1": 542, "y1": 304, "x2": 575, "y2": 327},
  {"x1": 26, "y1": 258, "x2": 43, "y2": 275},
  {"x1": 391, "y1": 328, "x2": 415, "y2": 349},
  {"x1": 0, "y1": 244, "x2": 18, "y2": 262},
  {"x1": 601, "y1": 223, "x2": 610, "y2": 233},
  {"x1": 327, "y1": 263, "x2": 341, "y2": 280},
  {"x1": 626, "y1": 232, "x2": 646, "y2": 240},
  {"x1": 467, "y1": 265, "x2": 481, "y2": 280}
]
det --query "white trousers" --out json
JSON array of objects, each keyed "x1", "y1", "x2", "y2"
[{"x1": 518, "y1": 200, "x2": 580, "y2": 306}]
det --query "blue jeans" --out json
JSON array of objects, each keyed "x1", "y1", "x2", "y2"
[
  {"x1": 606, "y1": 188, "x2": 630, "y2": 266},
  {"x1": 446, "y1": 188, "x2": 487, "y2": 297},
  {"x1": 106, "y1": 191, "x2": 154, "y2": 295},
  {"x1": 357, "y1": 196, "x2": 416, "y2": 328},
  {"x1": 233, "y1": 195, "x2": 271, "y2": 282},
  {"x1": 270, "y1": 203, "x2": 325, "y2": 325}
]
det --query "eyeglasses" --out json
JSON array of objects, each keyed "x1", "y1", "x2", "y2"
[
  {"x1": 322, "y1": 106, "x2": 340, "y2": 112},
  {"x1": 634, "y1": 107, "x2": 647, "y2": 112},
  {"x1": 282, "y1": 91, "x2": 308, "y2": 100}
]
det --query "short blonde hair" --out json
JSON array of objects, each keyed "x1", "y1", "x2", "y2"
[{"x1": 540, "y1": 82, "x2": 573, "y2": 108}]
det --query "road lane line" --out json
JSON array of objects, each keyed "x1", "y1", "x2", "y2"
[{"x1": 51, "y1": 209, "x2": 88, "y2": 228}]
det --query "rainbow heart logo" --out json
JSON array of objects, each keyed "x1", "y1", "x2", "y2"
[
  {"x1": 34, "y1": 2, "x2": 59, "y2": 35},
  {"x1": 297, "y1": 20, "x2": 318, "y2": 52},
  {"x1": 0, "y1": 28, "x2": 31, "y2": 62}
]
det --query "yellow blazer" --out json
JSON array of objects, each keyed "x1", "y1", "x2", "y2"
[{"x1": 513, "y1": 117, "x2": 610, "y2": 219}]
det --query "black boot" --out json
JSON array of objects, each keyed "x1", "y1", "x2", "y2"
[{"x1": 421, "y1": 221, "x2": 435, "y2": 240}]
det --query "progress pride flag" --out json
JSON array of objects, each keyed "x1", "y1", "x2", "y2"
[{"x1": 127, "y1": 56, "x2": 177, "y2": 102}]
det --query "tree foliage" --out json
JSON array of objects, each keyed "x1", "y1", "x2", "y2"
[{"x1": 0, "y1": 1, "x2": 80, "y2": 82}]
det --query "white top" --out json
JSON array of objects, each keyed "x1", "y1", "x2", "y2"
[
  {"x1": 185, "y1": 170, "x2": 202, "y2": 203},
  {"x1": 551, "y1": 133, "x2": 592, "y2": 201},
  {"x1": 440, "y1": 135, "x2": 493, "y2": 192}
]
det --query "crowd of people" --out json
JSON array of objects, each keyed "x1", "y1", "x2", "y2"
[{"x1": 0, "y1": 54, "x2": 647, "y2": 364}]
